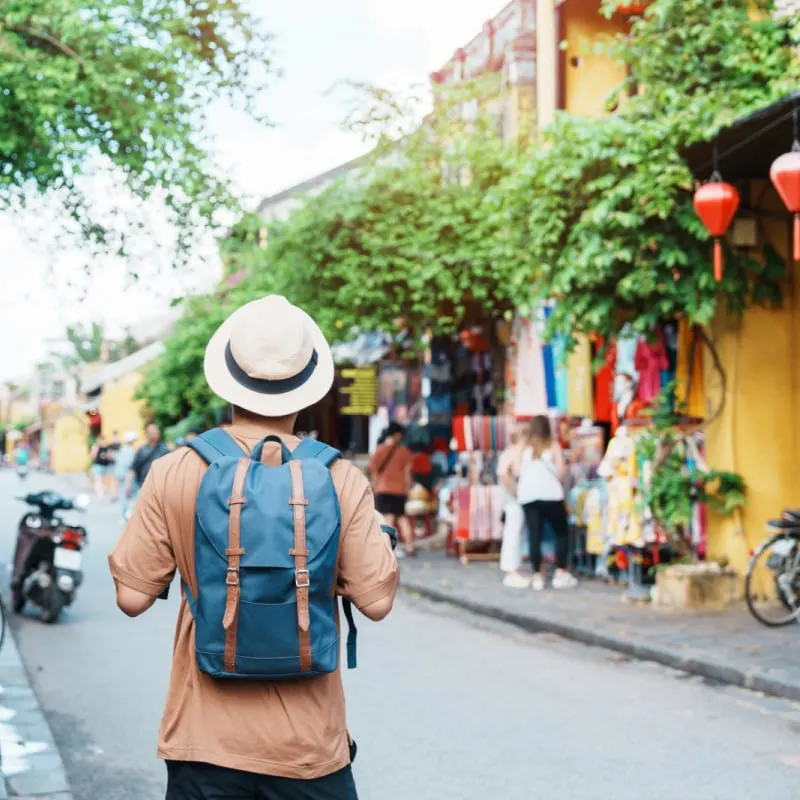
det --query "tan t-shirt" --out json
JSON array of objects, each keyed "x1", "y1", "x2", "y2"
[{"x1": 108, "y1": 423, "x2": 399, "y2": 779}]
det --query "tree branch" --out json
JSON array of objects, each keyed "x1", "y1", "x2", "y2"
[{"x1": 8, "y1": 24, "x2": 87, "y2": 69}]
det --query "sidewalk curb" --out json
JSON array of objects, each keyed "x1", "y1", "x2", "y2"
[
  {"x1": 0, "y1": 623, "x2": 72, "y2": 799},
  {"x1": 401, "y1": 581, "x2": 800, "y2": 704}
]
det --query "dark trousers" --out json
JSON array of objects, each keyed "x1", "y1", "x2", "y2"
[
  {"x1": 522, "y1": 500, "x2": 569, "y2": 572},
  {"x1": 165, "y1": 761, "x2": 358, "y2": 800}
]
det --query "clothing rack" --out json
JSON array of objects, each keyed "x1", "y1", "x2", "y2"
[{"x1": 452, "y1": 416, "x2": 509, "y2": 564}]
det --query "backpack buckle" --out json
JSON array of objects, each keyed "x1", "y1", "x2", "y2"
[
  {"x1": 226, "y1": 568, "x2": 240, "y2": 586},
  {"x1": 295, "y1": 569, "x2": 310, "y2": 588}
]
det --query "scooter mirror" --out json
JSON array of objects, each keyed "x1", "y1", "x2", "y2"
[{"x1": 73, "y1": 493, "x2": 91, "y2": 510}]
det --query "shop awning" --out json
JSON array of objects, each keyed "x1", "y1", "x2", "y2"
[{"x1": 683, "y1": 91, "x2": 800, "y2": 181}]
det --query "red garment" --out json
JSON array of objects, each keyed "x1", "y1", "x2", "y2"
[
  {"x1": 594, "y1": 339, "x2": 616, "y2": 423},
  {"x1": 610, "y1": 398, "x2": 646, "y2": 435},
  {"x1": 452, "y1": 417, "x2": 467, "y2": 452},
  {"x1": 634, "y1": 332, "x2": 669, "y2": 405}
]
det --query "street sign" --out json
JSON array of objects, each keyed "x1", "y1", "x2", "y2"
[{"x1": 338, "y1": 366, "x2": 378, "y2": 416}]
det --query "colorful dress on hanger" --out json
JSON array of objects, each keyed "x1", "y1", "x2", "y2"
[
  {"x1": 513, "y1": 318, "x2": 548, "y2": 418},
  {"x1": 676, "y1": 319, "x2": 705, "y2": 419},
  {"x1": 615, "y1": 327, "x2": 640, "y2": 383},
  {"x1": 593, "y1": 338, "x2": 616, "y2": 423},
  {"x1": 567, "y1": 335, "x2": 594, "y2": 419},
  {"x1": 599, "y1": 432, "x2": 642, "y2": 547},
  {"x1": 634, "y1": 331, "x2": 669, "y2": 405}
]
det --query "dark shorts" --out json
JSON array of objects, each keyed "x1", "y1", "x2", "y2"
[
  {"x1": 165, "y1": 761, "x2": 358, "y2": 800},
  {"x1": 374, "y1": 493, "x2": 407, "y2": 517}
]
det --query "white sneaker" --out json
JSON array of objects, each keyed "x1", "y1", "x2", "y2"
[
  {"x1": 531, "y1": 574, "x2": 545, "y2": 592},
  {"x1": 503, "y1": 572, "x2": 531, "y2": 589},
  {"x1": 552, "y1": 571, "x2": 578, "y2": 590}
]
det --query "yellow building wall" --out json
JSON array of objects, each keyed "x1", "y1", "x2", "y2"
[
  {"x1": 51, "y1": 412, "x2": 91, "y2": 474},
  {"x1": 563, "y1": 0, "x2": 629, "y2": 117},
  {"x1": 705, "y1": 181, "x2": 800, "y2": 580},
  {"x1": 98, "y1": 371, "x2": 149, "y2": 441}
]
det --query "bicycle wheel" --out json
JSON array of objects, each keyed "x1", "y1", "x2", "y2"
[{"x1": 745, "y1": 533, "x2": 800, "y2": 627}]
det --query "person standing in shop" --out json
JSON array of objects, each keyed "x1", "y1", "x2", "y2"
[
  {"x1": 498, "y1": 423, "x2": 530, "y2": 589},
  {"x1": 369, "y1": 422, "x2": 415, "y2": 557},
  {"x1": 518, "y1": 415, "x2": 578, "y2": 591}
]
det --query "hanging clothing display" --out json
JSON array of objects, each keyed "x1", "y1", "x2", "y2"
[
  {"x1": 567, "y1": 335, "x2": 594, "y2": 419},
  {"x1": 452, "y1": 416, "x2": 512, "y2": 453},
  {"x1": 598, "y1": 429, "x2": 643, "y2": 547},
  {"x1": 615, "y1": 327, "x2": 640, "y2": 383},
  {"x1": 661, "y1": 320, "x2": 678, "y2": 389},
  {"x1": 593, "y1": 338, "x2": 616, "y2": 423},
  {"x1": 551, "y1": 333, "x2": 569, "y2": 414},
  {"x1": 540, "y1": 307, "x2": 558, "y2": 409},
  {"x1": 675, "y1": 320, "x2": 705, "y2": 419},
  {"x1": 513, "y1": 318, "x2": 548, "y2": 418},
  {"x1": 634, "y1": 330, "x2": 669, "y2": 405}
]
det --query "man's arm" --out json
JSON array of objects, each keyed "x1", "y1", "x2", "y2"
[
  {"x1": 337, "y1": 467, "x2": 399, "y2": 622},
  {"x1": 109, "y1": 463, "x2": 176, "y2": 617}
]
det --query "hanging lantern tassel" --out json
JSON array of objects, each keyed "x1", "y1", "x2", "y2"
[
  {"x1": 693, "y1": 181, "x2": 740, "y2": 283},
  {"x1": 770, "y1": 148, "x2": 800, "y2": 262},
  {"x1": 795, "y1": 214, "x2": 800, "y2": 262},
  {"x1": 713, "y1": 239, "x2": 724, "y2": 282}
]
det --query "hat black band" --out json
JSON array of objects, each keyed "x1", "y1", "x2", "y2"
[{"x1": 224, "y1": 343, "x2": 319, "y2": 395}]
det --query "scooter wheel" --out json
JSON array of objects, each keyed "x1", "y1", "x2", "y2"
[
  {"x1": 41, "y1": 606, "x2": 62, "y2": 624},
  {"x1": 11, "y1": 589, "x2": 25, "y2": 613}
]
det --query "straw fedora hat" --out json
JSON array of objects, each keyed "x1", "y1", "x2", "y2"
[{"x1": 204, "y1": 295, "x2": 335, "y2": 417}]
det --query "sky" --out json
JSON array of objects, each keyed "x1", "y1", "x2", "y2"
[{"x1": 0, "y1": 0, "x2": 505, "y2": 381}]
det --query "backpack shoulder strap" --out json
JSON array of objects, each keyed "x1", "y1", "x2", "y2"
[
  {"x1": 291, "y1": 438, "x2": 341, "y2": 467},
  {"x1": 187, "y1": 428, "x2": 247, "y2": 464}
]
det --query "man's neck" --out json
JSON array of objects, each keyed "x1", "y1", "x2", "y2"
[{"x1": 231, "y1": 410, "x2": 296, "y2": 436}]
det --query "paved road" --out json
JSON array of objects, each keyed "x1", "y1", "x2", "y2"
[{"x1": 3, "y1": 469, "x2": 800, "y2": 800}]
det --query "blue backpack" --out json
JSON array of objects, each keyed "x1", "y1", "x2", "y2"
[{"x1": 184, "y1": 429, "x2": 358, "y2": 680}]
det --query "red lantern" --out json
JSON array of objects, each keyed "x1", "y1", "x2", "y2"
[
  {"x1": 693, "y1": 181, "x2": 740, "y2": 282},
  {"x1": 770, "y1": 147, "x2": 800, "y2": 262}
]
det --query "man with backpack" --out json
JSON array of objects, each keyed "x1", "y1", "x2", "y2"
[{"x1": 109, "y1": 295, "x2": 399, "y2": 800}]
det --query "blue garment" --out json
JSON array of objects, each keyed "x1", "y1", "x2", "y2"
[
  {"x1": 551, "y1": 333, "x2": 569, "y2": 413},
  {"x1": 615, "y1": 327, "x2": 640, "y2": 383},
  {"x1": 14, "y1": 448, "x2": 29, "y2": 466},
  {"x1": 542, "y1": 306, "x2": 558, "y2": 409}
]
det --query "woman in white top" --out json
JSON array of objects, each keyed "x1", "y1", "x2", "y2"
[
  {"x1": 497, "y1": 423, "x2": 530, "y2": 589},
  {"x1": 517, "y1": 415, "x2": 577, "y2": 591}
]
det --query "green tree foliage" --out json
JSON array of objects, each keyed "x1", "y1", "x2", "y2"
[
  {"x1": 492, "y1": 0, "x2": 798, "y2": 344},
  {"x1": 54, "y1": 322, "x2": 138, "y2": 374},
  {"x1": 138, "y1": 291, "x2": 245, "y2": 428},
  {"x1": 264, "y1": 78, "x2": 522, "y2": 343},
  {"x1": 0, "y1": 0, "x2": 272, "y2": 259}
]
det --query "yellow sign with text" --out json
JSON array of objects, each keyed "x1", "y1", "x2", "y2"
[{"x1": 338, "y1": 366, "x2": 378, "y2": 416}]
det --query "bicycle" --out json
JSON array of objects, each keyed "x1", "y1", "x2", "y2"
[{"x1": 745, "y1": 510, "x2": 800, "y2": 627}]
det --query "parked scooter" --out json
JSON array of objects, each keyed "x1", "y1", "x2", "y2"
[{"x1": 12, "y1": 491, "x2": 89, "y2": 623}]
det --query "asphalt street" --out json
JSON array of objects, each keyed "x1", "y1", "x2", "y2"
[{"x1": 2, "y1": 469, "x2": 800, "y2": 800}]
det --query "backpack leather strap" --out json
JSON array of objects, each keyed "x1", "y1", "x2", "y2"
[
  {"x1": 288, "y1": 460, "x2": 312, "y2": 673},
  {"x1": 222, "y1": 458, "x2": 250, "y2": 673}
]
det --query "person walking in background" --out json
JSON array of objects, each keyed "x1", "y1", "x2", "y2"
[
  {"x1": 90, "y1": 435, "x2": 112, "y2": 498},
  {"x1": 518, "y1": 415, "x2": 577, "y2": 591},
  {"x1": 107, "y1": 431, "x2": 122, "y2": 500},
  {"x1": 109, "y1": 294, "x2": 398, "y2": 799},
  {"x1": 369, "y1": 421, "x2": 416, "y2": 557},
  {"x1": 497, "y1": 423, "x2": 530, "y2": 589},
  {"x1": 115, "y1": 432, "x2": 138, "y2": 522},
  {"x1": 124, "y1": 423, "x2": 169, "y2": 518}
]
